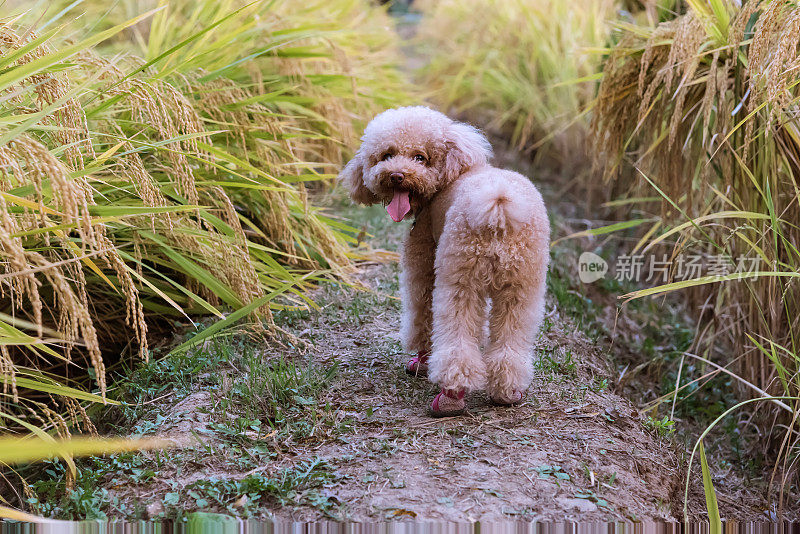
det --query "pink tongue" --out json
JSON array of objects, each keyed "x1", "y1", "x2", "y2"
[{"x1": 386, "y1": 190, "x2": 411, "y2": 222}]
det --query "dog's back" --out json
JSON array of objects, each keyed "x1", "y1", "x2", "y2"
[
  {"x1": 428, "y1": 165, "x2": 549, "y2": 248},
  {"x1": 459, "y1": 167, "x2": 546, "y2": 233}
]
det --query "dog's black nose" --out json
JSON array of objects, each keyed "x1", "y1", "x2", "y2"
[{"x1": 389, "y1": 172, "x2": 404, "y2": 185}]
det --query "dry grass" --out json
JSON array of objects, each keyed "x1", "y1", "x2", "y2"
[
  {"x1": 419, "y1": 0, "x2": 615, "y2": 161},
  {"x1": 415, "y1": 0, "x2": 616, "y2": 161}
]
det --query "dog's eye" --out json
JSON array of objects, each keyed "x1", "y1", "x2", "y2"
[
  {"x1": 413, "y1": 154, "x2": 427, "y2": 164},
  {"x1": 380, "y1": 153, "x2": 394, "y2": 161}
]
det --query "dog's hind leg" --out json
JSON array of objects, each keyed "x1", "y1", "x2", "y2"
[
  {"x1": 428, "y1": 243, "x2": 488, "y2": 398},
  {"x1": 484, "y1": 267, "x2": 547, "y2": 405}
]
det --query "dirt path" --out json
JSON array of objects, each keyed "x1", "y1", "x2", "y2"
[
  {"x1": 266, "y1": 266, "x2": 685, "y2": 521},
  {"x1": 85, "y1": 137, "x2": 704, "y2": 521},
  {"x1": 102, "y1": 252, "x2": 684, "y2": 521}
]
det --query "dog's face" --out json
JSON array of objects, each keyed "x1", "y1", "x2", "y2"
[{"x1": 340, "y1": 107, "x2": 492, "y2": 222}]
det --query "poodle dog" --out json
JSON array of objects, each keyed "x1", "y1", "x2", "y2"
[{"x1": 340, "y1": 107, "x2": 550, "y2": 416}]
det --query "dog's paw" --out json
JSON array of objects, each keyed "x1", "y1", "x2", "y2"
[
  {"x1": 489, "y1": 389, "x2": 524, "y2": 406},
  {"x1": 428, "y1": 388, "x2": 466, "y2": 417},
  {"x1": 405, "y1": 350, "x2": 429, "y2": 377}
]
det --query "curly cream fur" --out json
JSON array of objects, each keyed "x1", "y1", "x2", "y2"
[{"x1": 341, "y1": 107, "x2": 550, "y2": 401}]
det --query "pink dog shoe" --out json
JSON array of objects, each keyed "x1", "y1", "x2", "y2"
[
  {"x1": 405, "y1": 350, "x2": 430, "y2": 377},
  {"x1": 490, "y1": 390, "x2": 524, "y2": 406},
  {"x1": 429, "y1": 388, "x2": 466, "y2": 417}
]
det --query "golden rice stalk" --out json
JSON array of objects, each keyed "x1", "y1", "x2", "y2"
[
  {"x1": 0, "y1": 23, "x2": 95, "y2": 168},
  {"x1": 592, "y1": 0, "x2": 800, "y2": 408},
  {"x1": 1, "y1": 0, "x2": 410, "y2": 429}
]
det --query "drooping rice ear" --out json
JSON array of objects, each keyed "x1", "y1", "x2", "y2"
[
  {"x1": 443, "y1": 121, "x2": 493, "y2": 183},
  {"x1": 340, "y1": 151, "x2": 378, "y2": 205}
]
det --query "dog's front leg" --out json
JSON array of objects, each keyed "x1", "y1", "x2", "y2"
[{"x1": 399, "y1": 211, "x2": 436, "y2": 375}]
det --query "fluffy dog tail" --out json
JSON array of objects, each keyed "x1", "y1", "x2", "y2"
[{"x1": 464, "y1": 180, "x2": 530, "y2": 232}]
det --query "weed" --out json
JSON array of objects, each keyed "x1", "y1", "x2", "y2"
[
  {"x1": 547, "y1": 261, "x2": 602, "y2": 338},
  {"x1": 533, "y1": 465, "x2": 570, "y2": 482},
  {"x1": 574, "y1": 489, "x2": 613, "y2": 511},
  {"x1": 591, "y1": 377, "x2": 609, "y2": 393},
  {"x1": 274, "y1": 307, "x2": 312, "y2": 329},
  {"x1": 170, "y1": 459, "x2": 338, "y2": 518},
  {"x1": 535, "y1": 349, "x2": 578, "y2": 379},
  {"x1": 644, "y1": 415, "x2": 676, "y2": 438},
  {"x1": 28, "y1": 446, "x2": 338, "y2": 519},
  {"x1": 113, "y1": 338, "x2": 233, "y2": 428},
  {"x1": 223, "y1": 351, "x2": 337, "y2": 421},
  {"x1": 28, "y1": 454, "x2": 146, "y2": 519}
]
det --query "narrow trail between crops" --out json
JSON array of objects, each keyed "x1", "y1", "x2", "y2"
[
  {"x1": 98, "y1": 141, "x2": 717, "y2": 522},
  {"x1": 270, "y1": 254, "x2": 686, "y2": 522},
  {"x1": 275, "y1": 148, "x2": 689, "y2": 522}
]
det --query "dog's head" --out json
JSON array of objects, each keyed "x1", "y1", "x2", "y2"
[{"x1": 340, "y1": 106, "x2": 492, "y2": 222}]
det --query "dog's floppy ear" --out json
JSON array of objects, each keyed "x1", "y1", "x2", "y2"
[
  {"x1": 340, "y1": 151, "x2": 378, "y2": 205},
  {"x1": 443, "y1": 121, "x2": 492, "y2": 183}
]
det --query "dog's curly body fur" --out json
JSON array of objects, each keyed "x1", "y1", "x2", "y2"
[{"x1": 341, "y1": 107, "x2": 549, "y2": 403}]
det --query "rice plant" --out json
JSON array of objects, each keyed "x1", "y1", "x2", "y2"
[
  {"x1": 415, "y1": 0, "x2": 616, "y2": 159},
  {"x1": 592, "y1": 0, "x2": 800, "y2": 485},
  {"x1": 0, "y1": 0, "x2": 410, "y2": 490}
]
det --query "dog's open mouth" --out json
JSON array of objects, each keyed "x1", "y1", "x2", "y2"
[{"x1": 386, "y1": 190, "x2": 411, "y2": 222}]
